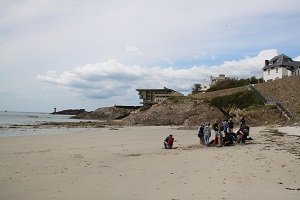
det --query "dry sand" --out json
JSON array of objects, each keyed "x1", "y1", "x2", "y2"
[{"x1": 0, "y1": 126, "x2": 299, "y2": 200}]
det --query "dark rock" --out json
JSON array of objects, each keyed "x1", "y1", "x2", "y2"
[
  {"x1": 73, "y1": 106, "x2": 138, "y2": 120},
  {"x1": 52, "y1": 109, "x2": 86, "y2": 115}
]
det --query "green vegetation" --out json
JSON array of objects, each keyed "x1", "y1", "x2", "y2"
[
  {"x1": 264, "y1": 104, "x2": 277, "y2": 110},
  {"x1": 168, "y1": 96, "x2": 197, "y2": 104},
  {"x1": 207, "y1": 76, "x2": 262, "y2": 92},
  {"x1": 209, "y1": 90, "x2": 264, "y2": 115}
]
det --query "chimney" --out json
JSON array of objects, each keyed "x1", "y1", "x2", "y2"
[{"x1": 265, "y1": 60, "x2": 269, "y2": 66}]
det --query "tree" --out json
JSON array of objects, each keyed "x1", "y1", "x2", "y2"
[
  {"x1": 192, "y1": 83, "x2": 202, "y2": 94},
  {"x1": 249, "y1": 76, "x2": 259, "y2": 84}
]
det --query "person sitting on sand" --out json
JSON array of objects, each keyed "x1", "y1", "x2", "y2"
[
  {"x1": 164, "y1": 134, "x2": 174, "y2": 149},
  {"x1": 236, "y1": 123, "x2": 249, "y2": 144},
  {"x1": 223, "y1": 131, "x2": 234, "y2": 146}
]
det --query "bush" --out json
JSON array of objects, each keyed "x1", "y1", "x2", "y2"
[
  {"x1": 209, "y1": 90, "x2": 264, "y2": 115},
  {"x1": 265, "y1": 105, "x2": 277, "y2": 110},
  {"x1": 207, "y1": 76, "x2": 260, "y2": 92}
]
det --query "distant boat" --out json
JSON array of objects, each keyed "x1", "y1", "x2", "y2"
[{"x1": 4, "y1": 110, "x2": 7, "y2": 112}]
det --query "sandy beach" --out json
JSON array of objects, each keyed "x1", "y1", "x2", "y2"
[{"x1": 0, "y1": 126, "x2": 299, "y2": 200}]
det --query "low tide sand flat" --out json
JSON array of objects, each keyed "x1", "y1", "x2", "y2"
[{"x1": 0, "y1": 126, "x2": 299, "y2": 200}]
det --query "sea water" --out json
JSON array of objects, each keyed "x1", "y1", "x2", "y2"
[
  {"x1": 0, "y1": 111, "x2": 89, "y2": 127},
  {"x1": 0, "y1": 111, "x2": 95, "y2": 136}
]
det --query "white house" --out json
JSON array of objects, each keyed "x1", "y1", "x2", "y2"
[
  {"x1": 293, "y1": 67, "x2": 300, "y2": 76},
  {"x1": 262, "y1": 54, "x2": 300, "y2": 82},
  {"x1": 200, "y1": 82, "x2": 211, "y2": 91}
]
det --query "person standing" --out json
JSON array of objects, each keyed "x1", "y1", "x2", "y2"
[
  {"x1": 240, "y1": 117, "x2": 246, "y2": 126},
  {"x1": 212, "y1": 121, "x2": 219, "y2": 145},
  {"x1": 203, "y1": 123, "x2": 211, "y2": 146},
  {"x1": 217, "y1": 121, "x2": 224, "y2": 147},
  {"x1": 223, "y1": 119, "x2": 229, "y2": 134},
  {"x1": 228, "y1": 118, "x2": 234, "y2": 133},
  {"x1": 197, "y1": 124, "x2": 205, "y2": 144}
]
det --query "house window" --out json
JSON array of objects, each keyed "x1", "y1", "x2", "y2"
[
  {"x1": 267, "y1": 70, "x2": 270, "y2": 75},
  {"x1": 275, "y1": 67, "x2": 278, "y2": 73}
]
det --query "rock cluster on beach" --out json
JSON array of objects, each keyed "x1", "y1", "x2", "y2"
[{"x1": 72, "y1": 107, "x2": 135, "y2": 120}]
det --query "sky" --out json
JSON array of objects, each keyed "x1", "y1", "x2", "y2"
[{"x1": 0, "y1": 0, "x2": 299, "y2": 112}]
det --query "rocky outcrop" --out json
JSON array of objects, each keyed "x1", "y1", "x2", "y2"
[
  {"x1": 52, "y1": 109, "x2": 86, "y2": 115},
  {"x1": 228, "y1": 107, "x2": 288, "y2": 126},
  {"x1": 72, "y1": 77, "x2": 299, "y2": 126},
  {"x1": 72, "y1": 106, "x2": 136, "y2": 120},
  {"x1": 121, "y1": 97, "x2": 224, "y2": 126}
]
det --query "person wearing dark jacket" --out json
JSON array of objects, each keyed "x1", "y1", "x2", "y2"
[{"x1": 164, "y1": 135, "x2": 174, "y2": 149}]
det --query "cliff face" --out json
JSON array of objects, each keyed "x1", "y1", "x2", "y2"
[
  {"x1": 120, "y1": 98, "x2": 288, "y2": 127},
  {"x1": 121, "y1": 97, "x2": 224, "y2": 126}
]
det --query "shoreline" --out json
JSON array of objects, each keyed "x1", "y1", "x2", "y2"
[{"x1": 1, "y1": 121, "x2": 299, "y2": 137}]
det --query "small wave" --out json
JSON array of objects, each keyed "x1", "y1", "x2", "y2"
[{"x1": 27, "y1": 116, "x2": 39, "y2": 118}]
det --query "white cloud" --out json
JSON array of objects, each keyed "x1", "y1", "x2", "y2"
[
  {"x1": 126, "y1": 45, "x2": 143, "y2": 57},
  {"x1": 1, "y1": 1, "x2": 300, "y2": 111},
  {"x1": 38, "y1": 49, "x2": 279, "y2": 102},
  {"x1": 1, "y1": 0, "x2": 299, "y2": 68},
  {"x1": 294, "y1": 56, "x2": 300, "y2": 61},
  {"x1": 162, "y1": 57, "x2": 174, "y2": 65}
]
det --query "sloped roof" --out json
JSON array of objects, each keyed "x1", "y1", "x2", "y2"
[
  {"x1": 262, "y1": 54, "x2": 300, "y2": 71},
  {"x1": 269, "y1": 54, "x2": 292, "y2": 63}
]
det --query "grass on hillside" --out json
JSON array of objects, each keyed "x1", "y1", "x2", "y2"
[
  {"x1": 206, "y1": 77, "x2": 261, "y2": 92},
  {"x1": 209, "y1": 90, "x2": 264, "y2": 115}
]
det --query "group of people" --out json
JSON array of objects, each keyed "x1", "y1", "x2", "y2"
[
  {"x1": 163, "y1": 117, "x2": 251, "y2": 149},
  {"x1": 207, "y1": 117, "x2": 250, "y2": 147}
]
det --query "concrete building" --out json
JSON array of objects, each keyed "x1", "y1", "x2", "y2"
[
  {"x1": 193, "y1": 82, "x2": 210, "y2": 93},
  {"x1": 262, "y1": 54, "x2": 300, "y2": 82},
  {"x1": 136, "y1": 87, "x2": 183, "y2": 107},
  {"x1": 210, "y1": 74, "x2": 230, "y2": 86}
]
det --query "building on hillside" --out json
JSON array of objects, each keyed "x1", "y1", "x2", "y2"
[
  {"x1": 262, "y1": 54, "x2": 300, "y2": 82},
  {"x1": 190, "y1": 82, "x2": 211, "y2": 94},
  {"x1": 136, "y1": 87, "x2": 183, "y2": 107},
  {"x1": 210, "y1": 74, "x2": 230, "y2": 86},
  {"x1": 200, "y1": 82, "x2": 211, "y2": 91}
]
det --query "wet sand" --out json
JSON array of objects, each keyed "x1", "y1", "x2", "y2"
[{"x1": 0, "y1": 126, "x2": 299, "y2": 200}]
